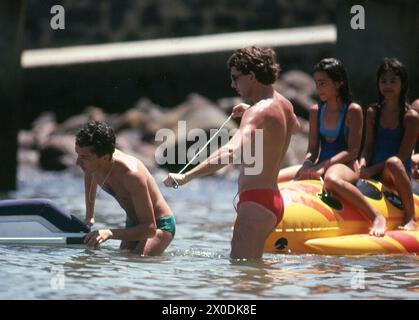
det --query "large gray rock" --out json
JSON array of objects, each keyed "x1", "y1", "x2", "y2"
[
  {"x1": 18, "y1": 148, "x2": 39, "y2": 167},
  {"x1": 134, "y1": 97, "x2": 166, "y2": 123},
  {"x1": 116, "y1": 129, "x2": 156, "y2": 169},
  {"x1": 275, "y1": 70, "x2": 316, "y2": 119},
  {"x1": 112, "y1": 98, "x2": 170, "y2": 142},
  {"x1": 155, "y1": 93, "x2": 238, "y2": 172},
  {"x1": 216, "y1": 96, "x2": 244, "y2": 114},
  {"x1": 18, "y1": 130, "x2": 36, "y2": 149},
  {"x1": 282, "y1": 131, "x2": 308, "y2": 168},
  {"x1": 31, "y1": 112, "x2": 57, "y2": 149},
  {"x1": 55, "y1": 106, "x2": 107, "y2": 135},
  {"x1": 39, "y1": 135, "x2": 76, "y2": 171}
]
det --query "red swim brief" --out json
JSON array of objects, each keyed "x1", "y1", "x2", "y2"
[{"x1": 237, "y1": 189, "x2": 284, "y2": 224}]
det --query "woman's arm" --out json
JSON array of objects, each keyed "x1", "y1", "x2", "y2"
[
  {"x1": 305, "y1": 104, "x2": 321, "y2": 163},
  {"x1": 360, "y1": 107, "x2": 376, "y2": 166},
  {"x1": 397, "y1": 109, "x2": 419, "y2": 161},
  {"x1": 358, "y1": 106, "x2": 385, "y2": 178}
]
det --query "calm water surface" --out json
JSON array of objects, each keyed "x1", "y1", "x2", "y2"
[{"x1": 0, "y1": 166, "x2": 418, "y2": 299}]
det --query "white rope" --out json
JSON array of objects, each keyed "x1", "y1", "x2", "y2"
[{"x1": 171, "y1": 114, "x2": 233, "y2": 188}]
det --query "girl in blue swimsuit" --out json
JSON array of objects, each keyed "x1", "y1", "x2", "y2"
[
  {"x1": 277, "y1": 58, "x2": 363, "y2": 182},
  {"x1": 357, "y1": 58, "x2": 418, "y2": 232},
  {"x1": 277, "y1": 58, "x2": 390, "y2": 236}
]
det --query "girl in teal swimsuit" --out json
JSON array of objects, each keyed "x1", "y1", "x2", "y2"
[{"x1": 357, "y1": 58, "x2": 418, "y2": 232}]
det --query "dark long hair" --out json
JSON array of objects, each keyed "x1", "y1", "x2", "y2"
[
  {"x1": 376, "y1": 58, "x2": 409, "y2": 124},
  {"x1": 312, "y1": 58, "x2": 353, "y2": 103}
]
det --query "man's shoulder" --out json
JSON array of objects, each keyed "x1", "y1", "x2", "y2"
[
  {"x1": 121, "y1": 170, "x2": 148, "y2": 193},
  {"x1": 117, "y1": 150, "x2": 145, "y2": 173},
  {"x1": 118, "y1": 157, "x2": 148, "y2": 184},
  {"x1": 256, "y1": 93, "x2": 291, "y2": 112},
  {"x1": 253, "y1": 99, "x2": 287, "y2": 123},
  {"x1": 272, "y1": 92, "x2": 292, "y2": 107}
]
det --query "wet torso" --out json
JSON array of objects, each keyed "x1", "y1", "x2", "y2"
[
  {"x1": 95, "y1": 150, "x2": 172, "y2": 224},
  {"x1": 238, "y1": 91, "x2": 297, "y2": 192}
]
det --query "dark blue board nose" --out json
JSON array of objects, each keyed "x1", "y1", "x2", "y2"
[{"x1": 0, "y1": 199, "x2": 90, "y2": 233}]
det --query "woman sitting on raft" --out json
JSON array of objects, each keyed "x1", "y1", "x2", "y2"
[
  {"x1": 277, "y1": 58, "x2": 363, "y2": 182},
  {"x1": 277, "y1": 58, "x2": 388, "y2": 236},
  {"x1": 354, "y1": 58, "x2": 418, "y2": 232}
]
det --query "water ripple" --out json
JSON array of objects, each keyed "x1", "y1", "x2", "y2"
[{"x1": 0, "y1": 166, "x2": 418, "y2": 299}]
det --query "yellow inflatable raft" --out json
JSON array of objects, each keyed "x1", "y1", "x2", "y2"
[{"x1": 264, "y1": 179, "x2": 419, "y2": 255}]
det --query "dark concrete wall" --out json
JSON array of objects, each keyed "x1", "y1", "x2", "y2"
[
  {"x1": 22, "y1": 0, "x2": 337, "y2": 127},
  {"x1": 0, "y1": 1, "x2": 25, "y2": 191},
  {"x1": 24, "y1": 0, "x2": 337, "y2": 49},
  {"x1": 23, "y1": 42, "x2": 334, "y2": 127},
  {"x1": 336, "y1": 0, "x2": 419, "y2": 106}
]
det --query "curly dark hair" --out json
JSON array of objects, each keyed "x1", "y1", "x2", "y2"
[
  {"x1": 227, "y1": 46, "x2": 281, "y2": 85},
  {"x1": 312, "y1": 58, "x2": 353, "y2": 103},
  {"x1": 75, "y1": 121, "x2": 116, "y2": 157}
]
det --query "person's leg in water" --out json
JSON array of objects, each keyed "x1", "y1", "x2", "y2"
[
  {"x1": 133, "y1": 229, "x2": 173, "y2": 256},
  {"x1": 140, "y1": 216, "x2": 175, "y2": 255},
  {"x1": 231, "y1": 202, "x2": 278, "y2": 260},
  {"x1": 323, "y1": 163, "x2": 387, "y2": 236},
  {"x1": 120, "y1": 217, "x2": 139, "y2": 251},
  {"x1": 380, "y1": 157, "x2": 417, "y2": 230},
  {"x1": 231, "y1": 189, "x2": 284, "y2": 259},
  {"x1": 120, "y1": 216, "x2": 174, "y2": 254}
]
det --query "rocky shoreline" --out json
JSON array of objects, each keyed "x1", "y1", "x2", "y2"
[{"x1": 19, "y1": 70, "x2": 313, "y2": 173}]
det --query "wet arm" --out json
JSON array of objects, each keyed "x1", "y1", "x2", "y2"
[
  {"x1": 397, "y1": 110, "x2": 419, "y2": 161},
  {"x1": 304, "y1": 106, "x2": 320, "y2": 164},
  {"x1": 184, "y1": 123, "x2": 249, "y2": 181},
  {"x1": 292, "y1": 110, "x2": 301, "y2": 134},
  {"x1": 84, "y1": 173, "x2": 97, "y2": 222}
]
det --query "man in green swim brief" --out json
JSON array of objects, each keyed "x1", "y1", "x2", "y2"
[
  {"x1": 125, "y1": 215, "x2": 176, "y2": 237},
  {"x1": 75, "y1": 121, "x2": 176, "y2": 255}
]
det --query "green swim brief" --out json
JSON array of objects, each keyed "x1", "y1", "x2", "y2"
[{"x1": 125, "y1": 215, "x2": 176, "y2": 237}]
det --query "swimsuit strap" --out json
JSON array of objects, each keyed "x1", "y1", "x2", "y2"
[
  {"x1": 319, "y1": 102, "x2": 348, "y2": 140},
  {"x1": 374, "y1": 105, "x2": 404, "y2": 137}
]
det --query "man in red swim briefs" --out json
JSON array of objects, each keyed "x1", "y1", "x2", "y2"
[{"x1": 164, "y1": 46, "x2": 300, "y2": 259}]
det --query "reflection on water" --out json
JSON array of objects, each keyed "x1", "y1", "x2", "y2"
[{"x1": 0, "y1": 166, "x2": 418, "y2": 299}]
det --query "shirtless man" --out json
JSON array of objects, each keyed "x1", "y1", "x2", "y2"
[
  {"x1": 412, "y1": 99, "x2": 419, "y2": 179},
  {"x1": 164, "y1": 46, "x2": 300, "y2": 259},
  {"x1": 75, "y1": 121, "x2": 175, "y2": 255}
]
